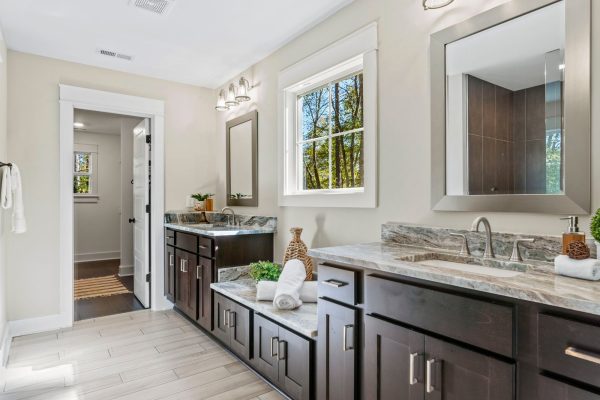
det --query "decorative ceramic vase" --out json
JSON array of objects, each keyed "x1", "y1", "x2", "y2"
[
  {"x1": 205, "y1": 198, "x2": 214, "y2": 212},
  {"x1": 193, "y1": 201, "x2": 205, "y2": 211},
  {"x1": 283, "y1": 227, "x2": 314, "y2": 280}
]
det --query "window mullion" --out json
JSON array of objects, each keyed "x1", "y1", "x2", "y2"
[{"x1": 328, "y1": 82, "x2": 332, "y2": 190}]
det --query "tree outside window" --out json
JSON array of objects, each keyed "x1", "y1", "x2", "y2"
[{"x1": 298, "y1": 72, "x2": 364, "y2": 191}]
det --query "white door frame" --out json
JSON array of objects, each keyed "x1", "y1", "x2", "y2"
[{"x1": 59, "y1": 85, "x2": 171, "y2": 327}]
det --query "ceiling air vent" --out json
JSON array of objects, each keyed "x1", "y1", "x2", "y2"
[
  {"x1": 97, "y1": 49, "x2": 134, "y2": 61},
  {"x1": 130, "y1": 0, "x2": 175, "y2": 15}
]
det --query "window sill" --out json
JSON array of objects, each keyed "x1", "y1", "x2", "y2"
[
  {"x1": 279, "y1": 188, "x2": 376, "y2": 208},
  {"x1": 74, "y1": 195, "x2": 99, "y2": 204}
]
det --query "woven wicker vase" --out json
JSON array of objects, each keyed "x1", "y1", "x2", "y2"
[{"x1": 283, "y1": 227, "x2": 314, "y2": 281}]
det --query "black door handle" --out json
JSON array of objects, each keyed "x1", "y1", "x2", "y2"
[{"x1": 128, "y1": 218, "x2": 136, "y2": 223}]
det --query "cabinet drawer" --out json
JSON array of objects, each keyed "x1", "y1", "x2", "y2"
[
  {"x1": 538, "y1": 375, "x2": 600, "y2": 400},
  {"x1": 539, "y1": 314, "x2": 600, "y2": 388},
  {"x1": 318, "y1": 264, "x2": 360, "y2": 305},
  {"x1": 165, "y1": 229, "x2": 175, "y2": 246},
  {"x1": 198, "y1": 236, "x2": 213, "y2": 258},
  {"x1": 365, "y1": 275, "x2": 514, "y2": 357},
  {"x1": 177, "y1": 232, "x2": 197, "y2": 253}
]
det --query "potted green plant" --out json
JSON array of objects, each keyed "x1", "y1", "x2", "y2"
[
  {"x1": 249, "y1": 261, "x2": 282, "y2": 282},
  {"x1": 191, "y1": 193, "x2": 214, "y2": 211},
  {"x1": 591, "y1": 208, "x2": 600, "y2": 259}
]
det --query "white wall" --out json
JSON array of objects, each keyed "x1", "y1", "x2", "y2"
[
  {"x1": 215, "y1": 0, "x2": 600, "y2": 262},
  {"x1": 7, "y1": 52, "x2": 217, "y2": 321},
  {"x1": 0, "y1": 30, "x2": 9, "y2": 359},
  {"x1": 74, "y1": 131, "x2": 122, "y2": 261}
]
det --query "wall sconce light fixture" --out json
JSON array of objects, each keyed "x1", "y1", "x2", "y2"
[
  {"x1": 423, "y1": 0, "x2": 454, "y2": 10},
  {"x1": 216, "y1": 76, "x2": 253, "y2": 111},
  {"x1": 215, "y1": 89, "x2": 229, "y2": 111}
]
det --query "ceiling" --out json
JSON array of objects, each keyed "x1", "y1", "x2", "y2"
[
  {"x1": 74, "y1": 109, "x2": 141, "y2": 135},
  {"x1": 0, "y1": 0, "x2": 353, "y2": 88},
  {"x1": 446, "y1": 1, "x2": 564, "y2": 91}
]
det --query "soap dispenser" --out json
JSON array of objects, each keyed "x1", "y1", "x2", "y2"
[{"x1": 560, "y1": 216, "x2": 586, "y2": 254}]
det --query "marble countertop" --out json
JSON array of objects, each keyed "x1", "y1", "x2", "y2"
[
  {"x1": 309, "y1": 242, "x2": 600, "y2": 317},
  {"x1": 211, "y1": 280, "x2": 318, "y2": 338},
  {"x1": 164, "y1": 222, "x2": 275, "y2": 237}
]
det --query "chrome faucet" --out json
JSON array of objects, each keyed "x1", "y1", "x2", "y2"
[
  {"x1": 470, "y1": 217, "x2": 495, "y2": 259},
  {"x1": 221, "y1": 207, "x2": 238, "y2": 227}
]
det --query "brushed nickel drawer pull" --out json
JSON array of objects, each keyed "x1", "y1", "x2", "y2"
[
  {"x1": 409, "y1": 352, "x2": 421, "y2": 385},
  {"x1": 229, "y1": 311, "x2": 236, "y2": 328},
  {"x1": 196, "y1": 265, "x2": 202, "y2": 280},
  {"x1": 271, "y1": 336, "x2": 279, "y2": 357},
  {"x1": 278, "y1": 340, "x2": 287, "y2": 361},
  {"x1": 199, "y1": 244, "x2": 209, "y2": 250},
  {"x1": 426, "y1": 358, "x2": 437, "y2": 394},
  {"x1": 322, "y1": 279, "x2": 348, "y2": 288},
  {"x1": 343, "y1": 324, "x2": 354, "y2": 352},
  {"x1": 224, "y1": 309, "x2": 230, "y2": 327},
  {"x1": 565, "y1": 346, "x2": 600, "y2": 365},
  {"x1": 169, "y1": 255, "x2": 174, "y2": 267}
]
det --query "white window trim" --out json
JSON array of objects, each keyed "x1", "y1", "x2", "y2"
[
  {"x1": 278, "y1": 22, "x2": 378, "y2": 208},
  {"x1": 73, "y1": 143, "x2": 99, "y2": 203}
]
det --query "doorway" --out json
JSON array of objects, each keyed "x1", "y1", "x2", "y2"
[{"x1": 72, "y1": 109, "x2": 150, "y2": 321}]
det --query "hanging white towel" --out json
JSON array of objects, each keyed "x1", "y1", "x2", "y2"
[
  {"x1": 1, "y1": 165, "x2": 12, "y2": 210},
  {"x1": 273, "y1": 259, "x2": 307, "y2": 310},
  {"x1": 9, "y1": 165, "x2": 26, "y2": 234}
]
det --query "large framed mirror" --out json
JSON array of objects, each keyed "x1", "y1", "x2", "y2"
[
  {"x1": 431, "y1": 0, "x2": 590, "y2": 214},
  {"x1": 226, "y1": 110, "x2": 258, "y2": 207}
]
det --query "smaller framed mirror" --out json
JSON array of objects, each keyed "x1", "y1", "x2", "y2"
[{"x1": 226, "y1": 110, "x2": 258, "y2": 207}]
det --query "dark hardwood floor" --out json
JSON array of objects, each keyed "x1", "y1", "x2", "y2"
[{"x1": 74, "y1": 259, "x2": 145, "y2": 321}]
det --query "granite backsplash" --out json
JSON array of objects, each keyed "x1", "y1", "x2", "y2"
[{"x1": 165, "y1": 210, "x2": 277, "y2": 232}]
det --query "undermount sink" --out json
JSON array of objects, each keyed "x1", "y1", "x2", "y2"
[{"x1": 417, "y1": 258, "x2": 522, "y2": 278}]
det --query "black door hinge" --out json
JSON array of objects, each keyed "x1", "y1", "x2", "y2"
[
  {"x1": 146, "y1": 204, "x2": 151, "y2": 213},
  {"x1": 146, "y1": 134, "x2": 151, "y2": 144},
  {"x1": 146, "y1": 273, "x2": 151, "y2": 283}
]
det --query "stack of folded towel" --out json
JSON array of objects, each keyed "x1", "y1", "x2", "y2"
[
  {"x1": 257, "y1": 259, "x2": 316, "y2": 310},
  {"x1": 554, "y1": 255, "x2": 600, "y2": 281}
]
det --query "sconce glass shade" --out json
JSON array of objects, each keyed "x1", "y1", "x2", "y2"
[
  {"x1": 235, "y1": 77, "x2": 251, "y2": 102},
  {"x1": 225, "y1": 83, "x2": 239, "y2": 107},
  {"x1": 423, "y1": 0, "x2": 454, "y2": 10},
  {"x1": 215, "y1": 89, "x2": 229, "y2": 111}
]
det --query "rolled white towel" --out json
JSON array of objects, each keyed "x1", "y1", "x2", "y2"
[
  {"x1": 273, "y1": 259, "x2": 306, "y2": 310},
  {"x1": 554, "y1": 255, "x2": 600, "y2": 281},
  {"x1": 256, "y1": 281, "x2": 317, "y2": 303}
]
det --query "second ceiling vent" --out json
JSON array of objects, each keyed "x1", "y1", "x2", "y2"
[{"x1": 130, "y1": 0, "x2": 175, "y2": 16}]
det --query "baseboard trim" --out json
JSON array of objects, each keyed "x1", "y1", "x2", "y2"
[
  {"x1": 118, "y1": 265, "x2": 134, "y2": 277},
  {"x1": 75, "y1": 251, "x2": 120, "y2": 263},
  {"x1": 9, "y1": 313, "x2": 71, "y2": 338},
  {"x1": 0, "y1": 324, "x2": 11, "y2": 367}
]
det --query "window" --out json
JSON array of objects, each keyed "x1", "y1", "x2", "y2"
[
  {"x1": 74, "y1": 143, "x2": 98, "y2": 202},
  {"x1": 299, "y1": 72, "x2": 364, "y2": 191},
  {"x1": 279, "y1": 23, "x2": 377, "y2": 208}
]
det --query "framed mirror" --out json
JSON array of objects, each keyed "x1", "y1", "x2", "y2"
[
  {"x1": 226, "y1": 110, "x2": 258, "y2": 207},
  {"x1": 431, "y1": 0, "x2": 590, "y2": 214}
]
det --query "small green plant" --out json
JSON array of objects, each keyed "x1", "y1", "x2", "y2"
[
  {"x1": 591, "y1": 209, "x2": 600, "y2": 242},
  {"x1": 249, "y1": 261, "x2": 282, "y2": 282},
  {"x1": 191, "y1": 193, "x2": 214, "y2": 202}
]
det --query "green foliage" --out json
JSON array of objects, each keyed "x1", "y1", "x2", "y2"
[
  {"x1": 191, "y1": 193, "x2": 214, "y2": 202},
  {"x1": 249, "y1": 261, "x2": 282, "y2": 282},
  {"x1": 591, "y1": 209, "x2": 600, "y2": 242}
]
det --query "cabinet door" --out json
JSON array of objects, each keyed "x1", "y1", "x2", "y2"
[
  {"x1": 278, "y1": 325, "x2": 312, "y2": 400},
  {"x1": 364, "y1": 316, "x2": 424, "y2": 400},
  {"x1": 229, "y1": 301, "x2": 252, "y2": 361},
  {"x1": 196, "y1": 256, "x2": 213, "y2": 330},
  {"x1": 317, "y1": 299, "x2": 358, "y2": 400},
  {"x1": 175, "y1": 250, "x2": 198, "y2": 320},
  {"x1": 253, "y1": 314, "x2": 280, "y2": 383},
  {"x1": 212, "y1": 292, "x2": 231, "y2": 346},
  {"x1": 538, "y1": 375, "x2": 600, "y2": 400},
  {"x1": 164, "y1": 245, "x2": 176, "y2": 302},
  {"x1": 424, "y1": 335, "x2": 514, "y2": 400}
]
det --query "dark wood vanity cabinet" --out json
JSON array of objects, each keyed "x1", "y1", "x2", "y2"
[
  {"x1": 212, "y1": 292, "x2": 252, "y2": 362},
  {"x1": 254, "y1": 314, "x2": 312, "y2": 400},
  {"x1": 164, "y1": 244, "x2": 176, "y2": 302},
  {"x1": 317, "y1": 298, "x2": 359, "y2": 400},
  {"x1": 175, "y1": 248, "x2": 198, "y2": 321},
  {"x1": 537, "y1": 375, "x2": 600, "y2": 400}
]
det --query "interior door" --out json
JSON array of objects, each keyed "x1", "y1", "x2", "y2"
[{"x1": 132, "y1": 119, "x2": 150, "y2": 307}]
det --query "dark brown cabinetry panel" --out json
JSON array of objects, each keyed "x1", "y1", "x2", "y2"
[
  {"x1": 211, "y1": 292, "x2": 252, "y2": 363},
  {"x1": 424, "y1": 335, "x2": 514, "y2": 400},
  {"x1": 364, "y1": 316, "x2": 424, "y2": 400},
  {"x1": 317, "y1": 299, "x2": 358, "y2": 400},
  {"x1": 175, "y1": 249, "x2": 198, "y2": 320},
  {"x1": 253, "y1": 314, "x2": 280, "y2": 382},
  {"x1": 213, "y1": 292, "x2": 230, "y2": 344},
  {"x1": 165, "y1": 229, "x2": 175, "y2": 246},
  {"x1": 164, "y1": 245, "x2": 176, "y2": 302},
  {"x1": 177, "y1": 232, "x2": 198, "y2": 254},
  {"x1": 538, "y1": 375, "x2": 600, "y2": 400},
  {"x1": 196, "y1": 256, "x2": 213, "y2": 330},
  {"x1": 365, "y1": 275, "x2": 514, "y2": 357}
]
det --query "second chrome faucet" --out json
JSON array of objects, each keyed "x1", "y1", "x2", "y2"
[{"x1": 470, "y1": 216, "x2": 495, "y2": 259}]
